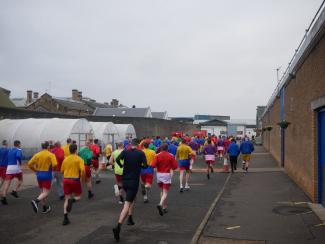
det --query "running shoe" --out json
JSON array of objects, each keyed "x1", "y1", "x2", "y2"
[
  {"x1": 88, "y1": 191, "x2": 94, "y2": 199},
  {"x1": 31, "y1": 200, "x2": 38, "y2": 213},
  {"x1": 11, "y1": 190, "x2": 19, "y2": 198},
  {"x1": 157, "y1": 205, "x2": 164, "y2": 216},
  {"x1": 207, "y1": 174, "x2": 210, "y2": 179},
  {"x1": 163, "y1": 208, "x2": 168, "y2": 214},
  {"x1": 42, "y1": 205, "x2": 51, "y2": 214},
  {"x1": 95, "y1": 179, "x2": 101, "y2": 184},
  {"x1": 143, "y1": 195, "x2": 149, "y2": 203},
  {"x1": 185, "y1": 184, "x2": 190, "y2": 191},
  {"x1": 127, "y1": 216, "x2": 135, "y2": 225},
  {"x1": 112, "y1": 227, "x2": 120, "y2": 241},
  {"x1": 179, "y1": 187, "x2": 184, "y2": 193},
  {"x1": 1, "y1": 197, "x2": 8, "y2": 205},
  {"x1": 62, "y1": 217, "x2": 70, "y2": 226}
]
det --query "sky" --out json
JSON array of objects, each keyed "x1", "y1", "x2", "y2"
[{"x1": 0, "y1": 0, "x2": 323, "y2": 118}]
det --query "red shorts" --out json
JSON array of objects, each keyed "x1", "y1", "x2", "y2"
[
  {"x1": 158, "y1": 182, "x2": 171, "y2": 190},
  {"x1": 92, "y1": 160, "x2": 99, "y2": 170},
  {"x1": 63, "y1": 179, "x2": 82, "y2": 196},
  {"x1": 85, "y1": 165, "x2": 92, "y2": 179},
  {"x1": 0, "y1": 166, "x2": 7, "y2": 179},
  {"x1": 38, "y1": 180, "x2": 51, "y2": 190},
  {"x1": 115, "y1": 174, "x2": 123, "y2": 184},
  {"x1": 141, "y1": 173, "x2": 153, "y2": 186},
  {"x1": 5, "y1": 173, "x2": 23, "y2": 181},
  {"x1": 179, "y1": 165, "x2": 190, "y2": 171},
  {"x1": 206, "y1": 160, "x2": 215, "y2": 166}
]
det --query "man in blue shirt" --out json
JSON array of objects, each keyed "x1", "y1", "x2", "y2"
[
  {"x1": 0, "y1": 140, "x2": 9, "y2": 188},
  {"x1": 1, "y1": 140, "x2": 23, "y2": 205},
  {"x1": 240, "y1": 137, "x2": 254, "y2": 172},
  {"x1": 227, "y1": 139, "x2": 240, "y2": 173}
]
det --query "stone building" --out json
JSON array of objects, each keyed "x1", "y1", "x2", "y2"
[{"x1": 261, "y1": 7, "x2": 325, "y2": 204}]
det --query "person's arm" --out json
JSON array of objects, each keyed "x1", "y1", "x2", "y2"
[
  {"x1": 79, "y1": 158, "x2": 85, "y2": 179},
  {"x1": 60, "y1": 159, "x2": 66, "y2": 174},
  {"x1": 141, "y1": 152, "x2": 148, "y2": 169},
  {"x1": 16, "y1": 150, "x2": 22, "y2": 165},
  {"x1": 109, "y1": 152, "x2": 114, "y2": 165},
  {"x1": 172, "y1": 156, "x2": 178, "y2": 170},
  {"x1": 251, "y1": 142, "x2": 255, "y2": 152},
  {"x1": 151, "y1": 155, "x2": 158, "y2": 168},
  {"x1": 50, "y1": 153, "x2": 58, "y2": 170},
  {"x1": 28, "y1": 154, "x2": 37, "y2": 172},
  {"x1": 116, "y1": 150, "x2": 125, "y2": 168}
]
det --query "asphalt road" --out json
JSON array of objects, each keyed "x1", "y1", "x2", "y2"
[{"x1": 0, "y1": 157, "x2": 228, "y2": 244}]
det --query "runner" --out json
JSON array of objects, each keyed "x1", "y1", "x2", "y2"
[
  {"x1": 1, "y1": 140, "x2": 23, "y2": 205},
  {"x1": 240, "y1": 137, "x2": 254, "y2": 172},
  {"x1": 0, "y1": 140, "x2": 9, "y2": 189},
  {"x1": 78, "y1": 141, "x2": 94, "y2": 199},
  {"x1": 51, "y1": 141, "x2": 65, "y2": 200},
  {"x1": 62, "y1": 138, "x2": 72, "y2": 158},
  {"x1": 29, "y1": 141, "x2": 58, "y2": 214},
  {"x1": 176, "y1": 139, "x2": 193, "y2": 192},
  {"x1": 89, "y1": 139, "x2": 101, "y2": 184},
  {"x1": 112, "y1": 139, "x2": 147, "y2": 242},
  {"x1": 189, "y1": 138, "x2": 199, "y2": 172},
  {"x1": 141, "y1": 142, "x2": 156, "y2": 203},
  {"x1": 109, "y1": 142, "x2": 125, "y2": 204},
  {"x1": 227, "y1": 139, "x2": 240, "y2": 173},
  {"x1": 203, "y1": 139, "x2": 217, "y2": 179},
  {"x1": 61, "y1": 143, "x2": 85, "y2": 225},
  {"x1": 152, "y1": 143, "x2": 178, "y2": 216},
  {"x1": 216, "y1": 136, "x2": 225, "y2": 160},
  {"x1": 104, "y1": 143, "x2": 113, "y2": 169}
]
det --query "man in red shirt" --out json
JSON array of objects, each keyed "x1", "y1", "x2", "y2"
[
  {"x1": 89, "y1": 139, "x2": 101, "y2": 184},
  {"x1": 51, "y1": 141, "x2": 65, "y2": 200},
  {"x1": 152, "y1": 144, "x2": 178, "y2": 216}
]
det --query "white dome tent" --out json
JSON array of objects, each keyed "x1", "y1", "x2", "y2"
[
  {"x1": 115, "y1": 124, "x2": 137, "y2": 142},
  {"x1": 0, "y1": 118, "x2": 93, "y2": 158},
  {"x1": 89, "y1": 122, "x2": 119, "y2": 148}
]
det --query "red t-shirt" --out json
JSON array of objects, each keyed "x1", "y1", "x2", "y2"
[
  {"x1": 152, "y1": 151, "x2": 178, "y2": 173},
  {"x1": 89, "y1": 144, "x2": 100, "y2": 162},
  {"x1": 51, "y1": 147, "x2": 64, "y2": 171}
]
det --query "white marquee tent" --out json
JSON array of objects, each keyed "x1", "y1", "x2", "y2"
[
  {"x1": 0, "y1": 118, "x2": 93, "y2": 158},
  {"x1": 89, "y1": 122, "x2": 119, "y2": 147},
  {"x1": 115, "y1": 124, "x2": 137, "y2": 142}
]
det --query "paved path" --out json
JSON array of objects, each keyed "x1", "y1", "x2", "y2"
[
  {"x1": 0, "y1": 157, "x2": 227, "y2": 244},
  {"x1": 198, "y1": 146, "x2": 325, "y2": 244}
]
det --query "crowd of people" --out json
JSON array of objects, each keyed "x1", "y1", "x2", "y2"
[{"x1": 0, "y1": 133, "x2": 255, "y2": 241}]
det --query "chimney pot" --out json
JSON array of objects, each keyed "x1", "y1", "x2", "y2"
[
  {"x1": 72, "y1": 89, "x2": 79, "y2": 100},
  {"x1": 27, "y1": 90, "x2": 33, "y2": 104},
  {"x1": 33, "y1": 92, "x2": 39, "y2": 99}
]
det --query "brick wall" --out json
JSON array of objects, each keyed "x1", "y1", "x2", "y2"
[{"x1": 261, "y1": 34, "x2": 325, "y2": 201}]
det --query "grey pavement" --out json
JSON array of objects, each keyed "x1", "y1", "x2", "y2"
[
  {"x1": 199, "y1": 146, "x2": 325, "y2": 244},
  {"x1": 0, "y1": 159, "x2": 228, "y2": 244}
]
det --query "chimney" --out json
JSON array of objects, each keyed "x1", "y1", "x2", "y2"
[
  {"x1": 132, "y1": 105, "x2": 136, "y2": 108},
  {"x1": 110, "y1": 99, "x2": 119, "y2": 108},
  {"x1": 27, "y1": 90, "x2": 33, "y2": 104},
  {"x1": 78, "y1": 91, "x2": 82, "y2": 101},
  {"x1": 72, "y1": 89, "x2": 78, "y2": 100},
  {"x1": 33, "y1": 92, "x2": 39, "y2": 99}
]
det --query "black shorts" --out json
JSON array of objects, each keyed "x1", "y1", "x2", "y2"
[{"x1": 122, "y1": 180, "x2": 139, "y2": 202}]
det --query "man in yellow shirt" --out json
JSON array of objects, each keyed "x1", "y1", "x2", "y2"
[
  {"x1": 141, "y1": 142, "x2": 156, "y2": 203},
  {"x1": 176, "y1": 140, "x2": 193, "y2": 192},
  {"x1": 28, "y1": 141, "x2": 58, "y2": 214},
  {"x1": 60, "y1": 143, "x2": 85, "y2": 226},
  {"x1": 104, "y1": 143, "x2": 113, "y2": 169},
  {"x1": 62, "y1": 138, "x2": 72, "y2": 158}
]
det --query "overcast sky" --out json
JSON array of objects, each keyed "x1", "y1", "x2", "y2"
[{"x1": 0, "y1": 0, "x2": 323, "y2": 118}]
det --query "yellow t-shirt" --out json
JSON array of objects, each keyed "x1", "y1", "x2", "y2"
[
  {"x1": 105, "y1": 144, "x2": 112, "y2": 157},
  {"x1": 143, "y1": 148, "x2": 156, "y2": 166},
  {"x1": 62, "y1": 144, "x2": 71, "y2": 158},
  {"x1": 176, "y1": 144, "x2": 193, "y2": 160},
  {"x1": 61, "y1": 154, "x2": 85, "y2": 179},
  {"x1": 28, "y1": 150, "x2": 58, "y2": 171}
]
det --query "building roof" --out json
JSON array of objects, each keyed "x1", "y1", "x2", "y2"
[
  {"x1": 93, "y1": 107, "x2": 152, "y2": 117},
  {"x1": 200, "y1": 119, "x2": 228, "y2": 126},
  {"x1": 53, "y1": 97, "x2": 91, "y2": 111},
  {"x1": 0, "y1": 89, "x2": 15, "y2": 108},
  {"x1": 194, "y1": 114, "x2": 230, "y2": 121},
  {"x1": 11, "y1": 97, "x2": 36, "y2": 107},
  {"x1": 225, "y1": 119, "x2": 256, "y2": 126},
  {"x1": 152, "y1": 111, "x2": 168, "y2": 119}
]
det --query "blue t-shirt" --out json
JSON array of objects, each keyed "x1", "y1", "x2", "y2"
[
  {"x1": 0, "y1": 147, "x2": 9, "y2": 167},
  {"x1": 7, "y1": 147, "x2": 22, "y2": 166},
  {"x1": 168, "y1": 144, "x2": 178, "y2": 156}
]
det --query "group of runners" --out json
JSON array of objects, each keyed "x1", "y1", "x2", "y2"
[{"x1": 0, "y1": 134, "x2": 254, "y2": 241}]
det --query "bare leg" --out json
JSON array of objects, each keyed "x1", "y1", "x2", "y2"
[
  {"x1": 159, "y1": 189, "x2": 168, "y2": 207},
  {"x1": 14, "y1": 179, "x2": 22, "y2": 192},
  {"x1": 118, "y1": 201, "x2": 132, "y2": 224},
  {"x1": 185, "y1": 171, "x2": 190, "y2": 186},
  {"x1": 179, "y1": 170, "x2": 184, "y2": 187},
  {"x1": 2, "y1": 180, "x2": 11, "y2": 197}
]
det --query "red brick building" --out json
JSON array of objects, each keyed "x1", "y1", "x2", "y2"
[{"x1": 261, "y1": 7, "x2": 325, "y2": 203}]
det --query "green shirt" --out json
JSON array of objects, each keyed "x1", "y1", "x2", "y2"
[{"x1": 78, "y1": 147, "x2": 93, "y2": 166}]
